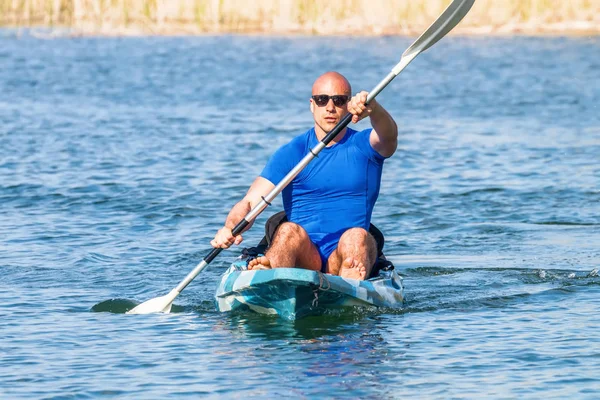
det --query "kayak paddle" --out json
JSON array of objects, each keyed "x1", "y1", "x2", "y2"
[{"x1": 127, "y1": 0, "x2": 476, "y2": 314}]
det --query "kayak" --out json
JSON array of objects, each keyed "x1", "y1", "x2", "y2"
[{"x1": 215, "y1": 259, "x2": 404, "y2": 320}]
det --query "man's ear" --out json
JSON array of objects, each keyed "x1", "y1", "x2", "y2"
[{"x1": 309, "y1": 99, "x2": 314, "y2": 114}]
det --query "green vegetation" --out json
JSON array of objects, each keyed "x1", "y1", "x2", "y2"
[{"x1": 1, "y1": 0, "x2": 598, "y2": 35}]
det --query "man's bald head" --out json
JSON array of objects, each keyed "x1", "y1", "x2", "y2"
[{"x1": 311, "y1": 72, "x2": 351, "y2": 96}]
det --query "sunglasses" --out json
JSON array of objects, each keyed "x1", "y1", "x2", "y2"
[{"x1": 311, "y1": 94, "x2": 350, "y2": 107}]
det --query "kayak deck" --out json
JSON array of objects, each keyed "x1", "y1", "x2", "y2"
[{"x1": 215, "y1": 260, "x2": 404, "y2": 320}]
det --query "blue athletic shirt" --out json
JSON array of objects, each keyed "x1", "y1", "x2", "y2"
[{"x1": 260, "y1": 127, "x2": 386, "y2": 264}]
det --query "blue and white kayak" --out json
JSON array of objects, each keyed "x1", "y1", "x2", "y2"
[{"x1": 215, "y1": 260, "x2": 404, "y2": 320}]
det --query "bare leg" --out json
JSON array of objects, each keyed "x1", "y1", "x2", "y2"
[
  {"x1": 326, "y1": 228, "x2": 377, "y2": 280},
  {"x1": 248, "y1": 222, "x2": 322, "y2": 271}
]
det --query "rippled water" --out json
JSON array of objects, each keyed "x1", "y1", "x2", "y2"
[{"x1": 1, "y1": 32, "x2": 599, "y2": 398}]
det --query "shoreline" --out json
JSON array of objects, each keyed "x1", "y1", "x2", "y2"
[
  {"x1": 2, "y1": 0, "x2": 600, "y2": 39},
  {"x1": 3, "y1": 22, "x2": 599, "y2": 38}
]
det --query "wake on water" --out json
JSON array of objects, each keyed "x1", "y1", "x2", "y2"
[
  {"x1": 398, "y1": 266, "x2": 600, "y2": 314},
  {"x1": 90, "y1": 267, "x2": 599, "y2": 319}
]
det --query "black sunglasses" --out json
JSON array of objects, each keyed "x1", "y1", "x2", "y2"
[{"x1": 311, "y1": 94, "x2": 350, "y2": 107}]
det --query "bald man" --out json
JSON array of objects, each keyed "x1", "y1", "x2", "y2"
[{"x1": 211, "y1": 72, "x2": 397, "y2": 280}]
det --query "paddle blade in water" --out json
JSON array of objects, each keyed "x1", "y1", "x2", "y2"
[
  {"x1": 126, "y1": 292, "x2": 175, "y2": 314},
  {"x1": 92, "y1": 298, "x2": 139, "y2": 313}
]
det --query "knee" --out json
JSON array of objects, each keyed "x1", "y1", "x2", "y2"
[
  {"x1": 273, "y1": 222, "x2": 308, "y2": 241},
  {"x1": 338, "y1": 227, "x2": 375, "y2": 248},
  {"x1": 338, "y1": 227, "x2": 377, "y2": 258}
]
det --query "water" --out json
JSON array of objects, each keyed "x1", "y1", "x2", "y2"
[{"x1": 1, "y1": 32, "x2": 599, "y2": 398}]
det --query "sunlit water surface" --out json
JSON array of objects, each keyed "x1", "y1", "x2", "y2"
[{"x1": 1, "y1": 33, "x2": 599, "y2": 398}]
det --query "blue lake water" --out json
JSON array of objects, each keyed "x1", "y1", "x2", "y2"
[{"x1": 1, "y1": 32, "x2": 599, "y2": 398}]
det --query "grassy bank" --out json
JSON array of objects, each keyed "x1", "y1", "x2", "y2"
[{"x1": 1, "y1": 0, "x2": 599, "y2": 35}]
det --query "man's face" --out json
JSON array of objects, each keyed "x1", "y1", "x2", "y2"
[{"x1": 310, "y1": 77, "x2": 351, "y2": 134}]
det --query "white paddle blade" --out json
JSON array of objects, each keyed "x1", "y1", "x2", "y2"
[
  {"x1": 126, "y1": 291, "x2": 176, "y2": 314},
  {"x1": 403, "y1": 0, "x2": 475, "y2": 58}
]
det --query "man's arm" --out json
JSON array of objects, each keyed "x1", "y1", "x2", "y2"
[
  {"x1": 347, "y1": 91, "x2": 398, "y2": 158},
  {"x1": 211, "y1": 177, "x2": 275, "y2": 248}
]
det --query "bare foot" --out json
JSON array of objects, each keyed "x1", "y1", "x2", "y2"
[
  {"x1": 339, "y1": 257, "x2": 367, "y2": 280},
  {"x1": 248, "y1": 256, "x2": 272, "y2": 271}
]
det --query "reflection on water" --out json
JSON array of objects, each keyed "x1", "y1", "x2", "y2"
[
  {"x1": 212, "y1": 312, "x2": 402, "y2": 397},
  {"x1": 219, "y1": 310, "x2": 379, "y2": 340}
]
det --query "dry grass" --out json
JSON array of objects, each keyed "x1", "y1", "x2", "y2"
[{"x1": 1, "y1": 0, "x2": 599, "y2": 35}]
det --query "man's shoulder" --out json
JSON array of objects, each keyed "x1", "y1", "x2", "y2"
[
  {"x1": 269, "y1": 128, "x2": 313, "y2": 163},
  {"x1": 293, "y1": 127, "x2": 315, "y2": 142},
  {"x1": 345, "y1": 127, "x2": 373, "y2": 145},
  {"x1": 347, "y1": 127, "x2": 372, "y2": 137},
  {"x1": 347, "y1": 127, "x2": 386, "y2": 162},
  {"x1": 280, "y1": 127, "x2": 313, "y2": 150}
]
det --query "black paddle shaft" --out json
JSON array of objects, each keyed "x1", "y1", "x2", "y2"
[{"x1": 322, "y1": 113, "x2": 353, "y2": 146}]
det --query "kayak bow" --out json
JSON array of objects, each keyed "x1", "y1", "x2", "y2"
[{"x1": 215, "y1": 260, "x2": 404, "y2": 320}]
